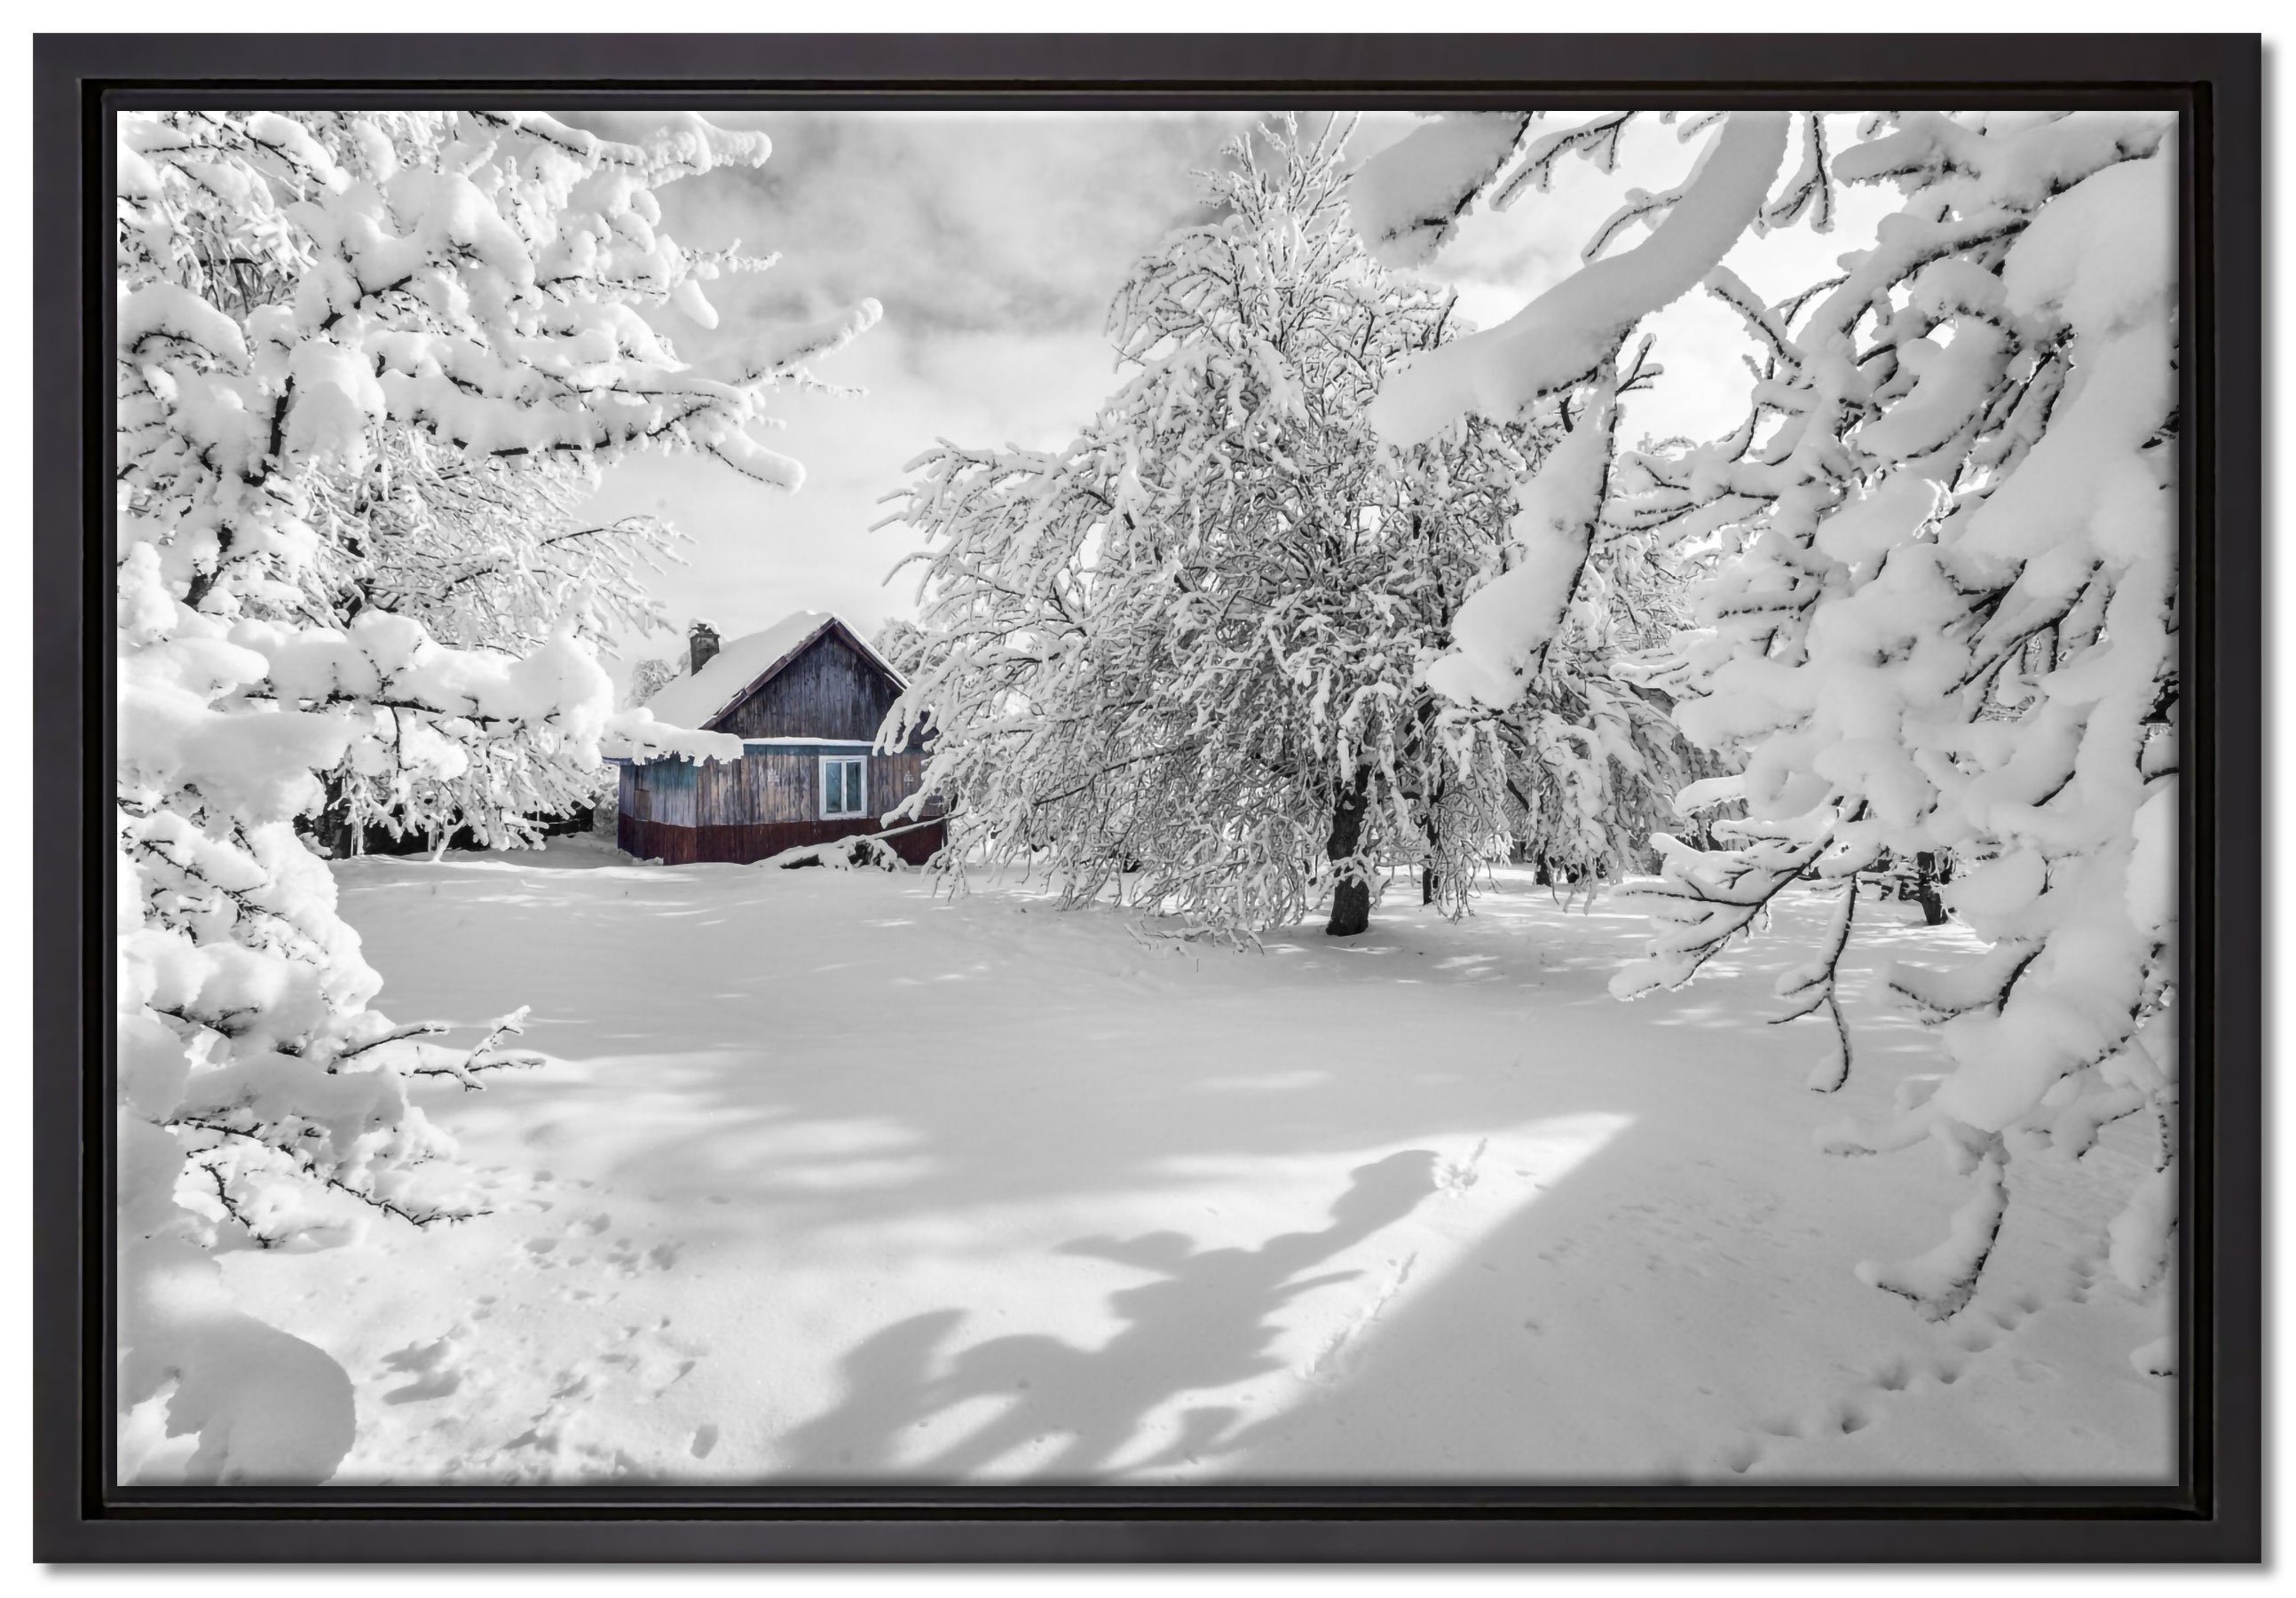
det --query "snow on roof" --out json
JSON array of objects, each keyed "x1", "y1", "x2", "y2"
[{"x1": 641, "y1": 611, "x2": 903, "y2": 732}]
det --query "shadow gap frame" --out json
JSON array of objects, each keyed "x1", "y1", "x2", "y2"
[{"x1": 34, "y1": 31, "x2": 2262, "y2": 1564}]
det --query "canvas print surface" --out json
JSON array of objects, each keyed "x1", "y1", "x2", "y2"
[{"x1": 114, "y1": 107, "x2": 2182, "y2": 1487}]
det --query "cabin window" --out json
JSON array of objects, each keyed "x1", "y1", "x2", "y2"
[{"x1": 821, "y1": 756, "x2": 867, "y2": 819}]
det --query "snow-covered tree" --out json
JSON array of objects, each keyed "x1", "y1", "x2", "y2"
[
  {"x1": 304, "y1": 456, "x2": 688, "y2": 853},
  {"x1": 623, "y1": 653, "x2": 684, "y2": 710},
  {"x1": 1354, "y1": 110, "x2": 2179, "y2": 1331},
  {"x1": 115, "y1": 107, "x2": 859, "y2": 1480},
  {"x1": 884, "y1": 117, "x2": 1553, "y2": 938},
  {"x1": 869, "y1": 615, "x2": 933, "y2": 680}
]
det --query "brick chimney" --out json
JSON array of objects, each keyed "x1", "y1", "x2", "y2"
[{"x1": 688, "y1": 620, "x2": 721, "y2": 676}]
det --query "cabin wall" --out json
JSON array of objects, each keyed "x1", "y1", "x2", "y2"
[
  {"x1": 715, "y1": 630, "x2": 915, "y2": 747},
  {"x1": 619, "y1": 746, "x2": 945, "y2": 865},
  {"x1": 866, "y1": 751, "x2": 938, "y2": 823},
  {"x1": 654, "y1": 748, "x2": 943, "y2": 828},
  {"x1": 634, "y1": 757, "x2": 697, "y2": 826},
  {"x1": 696, "y1": 751, "x2": 812, "y2": 825}
]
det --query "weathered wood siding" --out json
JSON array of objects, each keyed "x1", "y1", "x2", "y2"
[
  {"x1": 642, "y1": 749, "x2": 943, "y2": 824},
  {"x1": 628, "y1": 756, "x2": 697, "y2": 827},
  {"x1": 696, "y1": 750, "x2": 814, "y2": 825},
  {"x1": 716, "y1": 629, "x2": 919, "y2": 747},
  {"x1": 685, "y1": 749, "x2": 943, "y2": 826},
  {"x1": 619, "y1": 747, "x2": 945, "y2": 865},
  {"x1": 866, "y1": 750, "x2": 940, "y2": 822}
]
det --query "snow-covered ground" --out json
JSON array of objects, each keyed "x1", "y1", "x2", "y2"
[{"x1": 173, "y1": 838, "x2": 2172, "y2": 1485}]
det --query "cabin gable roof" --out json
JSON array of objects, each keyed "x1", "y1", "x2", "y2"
[{"x1": 643, "y1": 611, "x2": 906, "y2": 735}]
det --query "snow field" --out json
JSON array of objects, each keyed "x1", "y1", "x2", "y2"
[{"x1": 146, "y1": 839, "x2": 2174, "y2": 1485}]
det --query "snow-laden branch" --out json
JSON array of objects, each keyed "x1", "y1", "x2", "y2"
[
  {"x1": 1421, "y1": 385, "x2": 1618, "y2": 713},
  {"x1": 1352, "y1": 108, "x2": 2182, "y2": 1334},
  {"x1": 1367, "y1": 113, "x2": 1791, "y2": 449},
  {"x1": 599, "y1": 708, "x2": 745, "y2": 766}
]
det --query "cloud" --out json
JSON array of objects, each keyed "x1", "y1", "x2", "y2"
[{"x1": 622, "y1": 109, "x2": 1267, "y2": 344}]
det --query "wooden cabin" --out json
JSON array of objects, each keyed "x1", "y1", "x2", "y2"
[{"x1": 615, "y1": 612, "x2": 945, "y2": 866}]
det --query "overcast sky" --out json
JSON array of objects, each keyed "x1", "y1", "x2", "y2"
[{"x1": 574, "y1": 111, "x2": 1894, "y2": 678}]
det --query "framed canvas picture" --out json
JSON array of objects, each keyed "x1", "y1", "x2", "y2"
[{"x1": 34, "y1": 31, "x2": 2260, "y2": 1563}]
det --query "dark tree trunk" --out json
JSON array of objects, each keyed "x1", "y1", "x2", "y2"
[
  {"x1": 1325, "y1": 767, "x2": 1372, "y2": 937},
  {"x1": 1914, "y1": 850, "x2": 1949, "y2": 926},
  {"x1": 1421, "y1": 866, "x2": 1439, "y2": 906},
  {"x1": 307, "y1": 773, "x2": 357, "y2": 859}
]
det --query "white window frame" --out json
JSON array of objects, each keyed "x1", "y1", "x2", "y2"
[{"x1": 820, "y1": 755, "x2": 868, "y2": 819}]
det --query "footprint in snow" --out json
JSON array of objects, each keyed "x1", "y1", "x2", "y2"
[{"x1": 1714, "y1": 1286, "x2": 2051, "y2": 1474}]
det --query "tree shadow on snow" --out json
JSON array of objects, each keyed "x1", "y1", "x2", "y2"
[{"x1": 774, "y1": 1150, "x2": 1440, "y2": 1480}]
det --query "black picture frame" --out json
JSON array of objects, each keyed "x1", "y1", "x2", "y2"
[{"x1": 35, "y1": 32, "x2": 2263, "y2": 1564}]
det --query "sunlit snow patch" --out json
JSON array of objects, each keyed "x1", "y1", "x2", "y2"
[{"x1": 877, "y1": 1112, "x2": 1631, "y2": 1481}]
